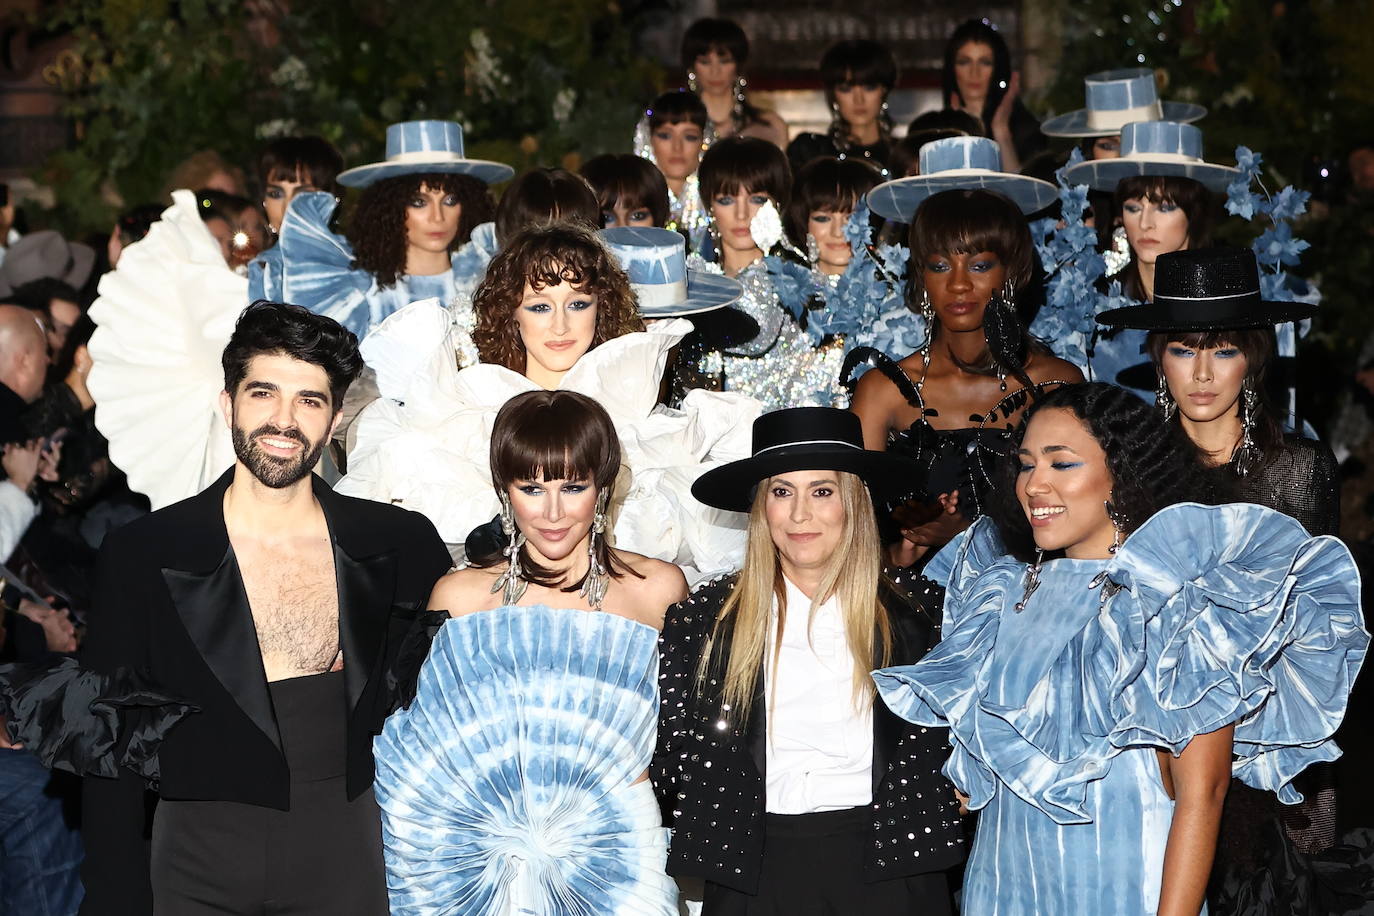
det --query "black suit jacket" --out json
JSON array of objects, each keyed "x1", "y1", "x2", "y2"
[
  {"x1": 78, "y1": 470, "x2": 451, "y2": 915},
  {"x1": 652, "y1": 568, "x2": 966, "y2": 894}
]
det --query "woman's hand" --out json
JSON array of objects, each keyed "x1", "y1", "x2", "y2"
[{"x1": 989, "y1": 72, "x2": 1022, "y2": 172}]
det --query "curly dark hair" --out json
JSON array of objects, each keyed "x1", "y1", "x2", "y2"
[
  {"x1": 987, "y1": 382, "x2": 1218, "y2": 562},
  {"x1": 472, "y1": 222, "x2": 644, "y2": 373},
  {"x1": 222, "y1": 300, "x2": 364, "y2": 409},
  {"x1": 344, "y1": 172, "x2": 495, "y2": 287}
]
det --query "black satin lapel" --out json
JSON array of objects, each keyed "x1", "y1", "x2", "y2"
[
  {"x1": 161, "y1": 548, "x2": 279, "y2": 751},
  {"x1": 335, "y1": 547, "x2": 397, "y2": 715}
]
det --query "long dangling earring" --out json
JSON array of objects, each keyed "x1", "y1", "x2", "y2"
[
  {"x1": 1015, "y1": 548, "x2": 1043, "y2": 612},
  {"x1": 1233, "y1": 380, "x2": 1262, "y2": 477},
  {"x1": 491, "y1": 493, "x2": 528, "y2": 605},
  {"x1": 988, "y1": 279, "x2": 1019, "y2": 392},
  {"x1": 687, "y1": 70, "x2": 699, "y2": 94},
  {"x1": 707, "y1": 215, "x2": 723, "y2": 264},
  {"x1": 806, "y1": 233, "x2": 821, "y2": 266},
  {"x1": 579, "y1": 491, "x2": 610, "y2": 610},
  {"x1": 732, "y1": 75, "x2": 747, "y2": 125},
  {"x1": 1155, "y1": 373, "x2": 1177, "y2": 421},
  {"x1": 917, "y1": 287, "x2": 934, "y2": 391},
  {"x1": 1104, "y1": 499, "x2": 1124, "y2": 554}
]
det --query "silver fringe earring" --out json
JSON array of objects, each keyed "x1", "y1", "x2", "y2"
[
  {"x1": 1155, "y1": 374, "x2": 1177, "y2": 422},
  {"x1": 491, "y1": 493, "x2": 528, "y2": 605},
  {"x1": 579, "y1": 491, "x2": 610, "y2": 610},
  {"x1": 806, "y1": 233, "x2": 821, "y2": 266},
  {"x1": 1233, "y1": 381, "x2": 1262, "y2": 477},
  {"x1": 1105, "y1": 499, "x2": 1125, "y2": 554},
  {"x1": 917, "y1": 287, "x2": 934, "y2": 391},
  {"x1": 1015, "y1": 548, "x2": 1043, "y2": 612}
]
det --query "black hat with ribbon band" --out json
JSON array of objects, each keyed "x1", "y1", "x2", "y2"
[
  {"x1": 1096, "y1": 247, "x2": 1316, "y2": 332},
  {"x1": 691, "y1": 407, "x2": 919, "y2": 513}
]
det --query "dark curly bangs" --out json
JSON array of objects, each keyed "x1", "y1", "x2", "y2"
[
  {"x1": 472, "y1": 222, "x2": 644, "y2": 373},
  {"x1": 344, "y1": 172, "x2": 495, "y2": 287},
  {"x1": 986, "y1": 382, "x2": 1217, "y2": 562}
]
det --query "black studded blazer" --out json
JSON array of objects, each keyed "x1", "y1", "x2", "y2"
[{"x1": 652, "y1": 567, "x2": 966, "y2": 895}]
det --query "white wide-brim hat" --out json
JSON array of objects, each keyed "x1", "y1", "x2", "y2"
[
  {"x1": 1042, "y1": 68, "x2": 1206, "y2": 139},
  {"x1": 337, "y1": 120, "x2": 514, "y2": 188},
  {"x1": 600, "y1": 226, "x2": 743, "y2": 317},
  {"x1": 866, "y1": 136, "x2": 1058, "y2": 221},
  {"x1": 1060, "y1": 121, "x2": 1237, "y2": 192}
]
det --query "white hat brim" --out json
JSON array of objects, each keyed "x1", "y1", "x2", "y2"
[
  {"x1": 1061, "y1": 157, "x2": 1238, "y2": 192},
  {"x1": 867, "y1": 171, "x2": 1059, "y2": 221},
  {"x1": 337, "y1": 158, "x2": 515, "y2": 188},
  {"x1": 1041, "y1": 102, "x2": 1208, "y2": 138},
  {"x1": 638, "y1": 270, "x2": 743, "y2": 318}
]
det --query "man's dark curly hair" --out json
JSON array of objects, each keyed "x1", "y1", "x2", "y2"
[
  {"x1": 987, "y1": 382, "x2": 1218, "y2": 562},
  {"x1": 472, "y1": 222, "x2": 643, "y2": 373},
  {"x1": 222, "y1": 300, "x2": 364, "y2": 410},
  {"x1": 344, "y1": 173, "x2": 495, "y2": 287}
]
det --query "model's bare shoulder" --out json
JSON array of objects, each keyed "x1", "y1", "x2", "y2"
[{"x1": 426, "y1": 565, "x2": 501, "y2": 617}]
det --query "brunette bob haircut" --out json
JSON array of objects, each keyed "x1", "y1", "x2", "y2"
[
  {"x1": 475, "y1": 388, "x2": 640, "y2": 588},
  {"x1": 1111, "y1": 175, "x2": 1216, "y2": 300},
  {"x1": 494, "y1": 168, "x2": 601, "y2": 247},
  {"x1": 698, "y1": 136, "x2": 792, "y2": 208},
  {"x1": 472, "y1": 222, "x2": 644, "y2": 372},
  {"x1": 647, "y1": 90, "x2": 709, "y2": 133},
  {"x1": 345, "y1": 172, "x2": 495, "y2": 287},
  {"x1": 580, "y1": 154, "x2": 671, "y2": 228},
  {"x1": 908, "y1": 188, "x2": 1035, "y2": 293},
  {"x1": 1145, "y1": 326, "x2": 1283, "y2": 458},
  {"x1": 785, "y1": 156, "x2": 882, "y2": 248},
  {"x1": 256, "y1": 136, "x2": 344, "y2": 196},
  {"x1": 818, "y1": 39, "x2": 898, "y2": 95},
  {"x1": 680, "y1": 17, "x2": 751, "y2": 71}
]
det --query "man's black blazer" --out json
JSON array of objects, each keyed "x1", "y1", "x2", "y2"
[{"x1": 78, "y1": 470, "x2": 451, "y2": 914}]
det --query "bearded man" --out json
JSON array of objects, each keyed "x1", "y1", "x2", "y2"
[{"x1": 78, "y1": 301, "x2": 451, "y2": 915}]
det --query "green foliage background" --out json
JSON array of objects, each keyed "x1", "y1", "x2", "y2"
[{"x1": 33, "y1": 0, "x2": 665, "y2": 234}]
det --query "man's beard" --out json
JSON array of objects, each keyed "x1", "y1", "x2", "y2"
[{"x1": 231, "y1": 421, "x2": 325, "y2": 489}]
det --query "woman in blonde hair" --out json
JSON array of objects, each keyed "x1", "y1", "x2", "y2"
[{"x1": 653, "y1": 407, "x2": 965, "y2": 914}]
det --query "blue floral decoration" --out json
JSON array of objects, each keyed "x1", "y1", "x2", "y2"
[
  {"x1": 1028, "y1": 148, "x2": 1109, "y2": 370},
  {"x1": 1224, "y1": 144, "x2": 1321, "y2": 314}
]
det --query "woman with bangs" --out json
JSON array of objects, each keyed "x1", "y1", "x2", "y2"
[
  {"x1": 786, "y1": 39, "x2": 898, "y2": 176},
  {"x1": 248, "y1": 135, "x2": 344, "y2": 301},
  {"x1": 784, "y1": 155, "x2": 882, "y2": 284},
  {"x1": 374, "y1": 388, "x2": 685, "y2": 914},
  {"x1": 697, "y1": 136, "x2": 847, "y2": 410},
  {"x1": 851, "y1": 188, "x2": 1082, "y2": 565},
  {"x1": 633, "y1": 90, "x2": 712, "y2": 248},
  {"x1": 654, "y1": 407, "x2": 964, "y2": 914},
  {"x1": 338, "y1": 221, "x2": 759, "y2": 580},
  {"x1": 681, "y1": 18, "x2": 787, "y2": 147},
  {"x1": 580, "y1": 153, "x2": 671, "y2": 230}
]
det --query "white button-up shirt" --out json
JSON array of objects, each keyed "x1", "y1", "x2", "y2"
[{"x1": 763, "y1": 576, "x2": 874, "y2": 815}]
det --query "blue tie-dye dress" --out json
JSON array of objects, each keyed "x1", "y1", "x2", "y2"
[
  {"x1": 374, "y1": 605, "x2": 678, "y2": 916},
  {"x1": 874, "y1": 502, "x2": 1366, "y2": 915}
]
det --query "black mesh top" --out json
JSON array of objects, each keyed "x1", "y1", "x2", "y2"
[{"x1": 1208, "y1": 434, "x2": 1340, "y2": 537}]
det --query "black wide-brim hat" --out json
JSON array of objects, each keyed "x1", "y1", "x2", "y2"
[
  {"x1": 1096, "y1": 247, "x2": 1316, "y2": 332},
  {"x1": 692, "y1": 407, "x2": 919, "y2": 513}
]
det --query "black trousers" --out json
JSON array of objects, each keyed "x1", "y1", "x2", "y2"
[
  {"x1": 703, "y1": 807, "x2": 954, "y2": 916},
  {"x1": 149, "y1": 672, "x2": 388, "y2": 915},
  {"x1": 703, "y1": 807, "x2": 950, "y2": 916}
]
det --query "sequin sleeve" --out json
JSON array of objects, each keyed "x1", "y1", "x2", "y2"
[{"x1": 651, "y1": 574, "x2": 734, "y2": 824}]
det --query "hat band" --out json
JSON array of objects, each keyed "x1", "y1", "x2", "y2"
[
  {"x1": 1086, "y1": 100, "x2": 1163, "y2": 132},
  {"x1": 1145, "y1": 293, "x2": 1265, "y2": 322},
  {"x1": 631, "y1": 278, "x2": 689, "y2": 311},
  {"x1": 1117, "y1": 150, "x2": 1204, "y2": 165},
  {"x1": 1155, "y1": 289, "x2": 1259, "y2": 304},
  {"x1": 386, "y1": 150, "x2": 470, "y2": 165},
  {"x1": 754, "y1": 438, "x2": 862, "y2": 456}
]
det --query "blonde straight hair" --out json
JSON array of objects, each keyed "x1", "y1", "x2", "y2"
[{"x1": 698, "y1": 471, "x2": 891, "y2": 724}]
